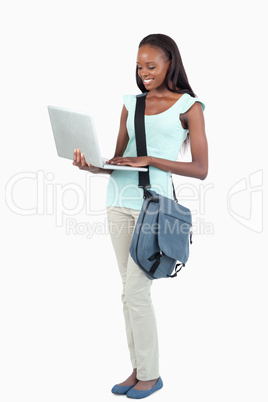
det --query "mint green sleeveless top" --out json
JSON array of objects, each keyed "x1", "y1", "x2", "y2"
[{"x1": 106, "y1": 93, "x2": 205, "y2": 210}]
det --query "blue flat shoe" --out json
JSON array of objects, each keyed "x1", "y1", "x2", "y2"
[
  {"x1": 111, "y1": 383, "x2": 136, "y2": 395},
  {"x1": 126, "y1": 377, "x2": 163, "y2": 399}
]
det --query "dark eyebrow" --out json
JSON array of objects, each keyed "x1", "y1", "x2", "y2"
[{"x1": 136, "y1": 61, "x2": 156, "y2": 64}]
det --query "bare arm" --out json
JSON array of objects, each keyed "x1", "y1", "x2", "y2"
[
  {"x1": 112, "y1": 105, "x2": 129, "y2": 158},
  {"x1": 149, "y1": 102, "x2": 208, "y2": 179}
]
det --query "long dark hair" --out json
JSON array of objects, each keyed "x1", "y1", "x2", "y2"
[{"x1": 136, "y1": 33, "x2": 196, "y2": 97}]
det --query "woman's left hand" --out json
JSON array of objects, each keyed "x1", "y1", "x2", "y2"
[{"x1": 107, "y1": 156, "x2": 150, "y2": 167}]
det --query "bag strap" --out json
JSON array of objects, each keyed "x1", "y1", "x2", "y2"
[
  {"x1": 134, "y1": 93, "x2": 178, "y2": 202},
  {"x1": 134, "y1": 94, "x2": 151, "y2": 189}
]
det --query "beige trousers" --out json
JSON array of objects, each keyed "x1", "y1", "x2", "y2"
[{"x1": 107, "y1": 206, "x2": 159, "y2": 381}]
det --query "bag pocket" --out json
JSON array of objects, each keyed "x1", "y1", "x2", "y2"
[{"x1": 158, "y1": 195, "x2": 192, "y2": 264}]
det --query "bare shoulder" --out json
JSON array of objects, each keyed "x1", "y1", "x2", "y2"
[
  {"x1": 120, "y1": 104, "x2": 128, "y2": 122},
  {"x1": 184, "y1": 101, "x2": 204, "y2": 116},
  {"x1": 180, "y1": 101, "x2": 204, "y2": 129}
]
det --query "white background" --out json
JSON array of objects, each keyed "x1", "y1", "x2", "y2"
[{"x1": 1, "y1": 0, "x2": 267, "y2": 401}]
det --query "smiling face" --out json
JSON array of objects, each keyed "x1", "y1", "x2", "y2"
[{"x1": 136, "y1": 44, "x2": 171, "y2": 91}]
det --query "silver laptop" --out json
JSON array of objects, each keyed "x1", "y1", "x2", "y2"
[{"x1": 47, "y1": 105, "x2": 148, "y2": 172}]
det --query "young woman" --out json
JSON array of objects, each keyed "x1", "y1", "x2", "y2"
[{"x1": 73, "y1": 33, "x2": 208, "y2": 399}]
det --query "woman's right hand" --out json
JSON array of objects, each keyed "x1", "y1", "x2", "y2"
[{"x1": 72, "y1": 149, "x2": 107, "y2": 174}]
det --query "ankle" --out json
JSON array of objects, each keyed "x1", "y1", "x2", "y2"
[
  {"x1": 117, "y1": 369, "x2": 138, "y2": 387},
  {"x1": 132, "y1": 378, "x2": 159, "y2": 391}
]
